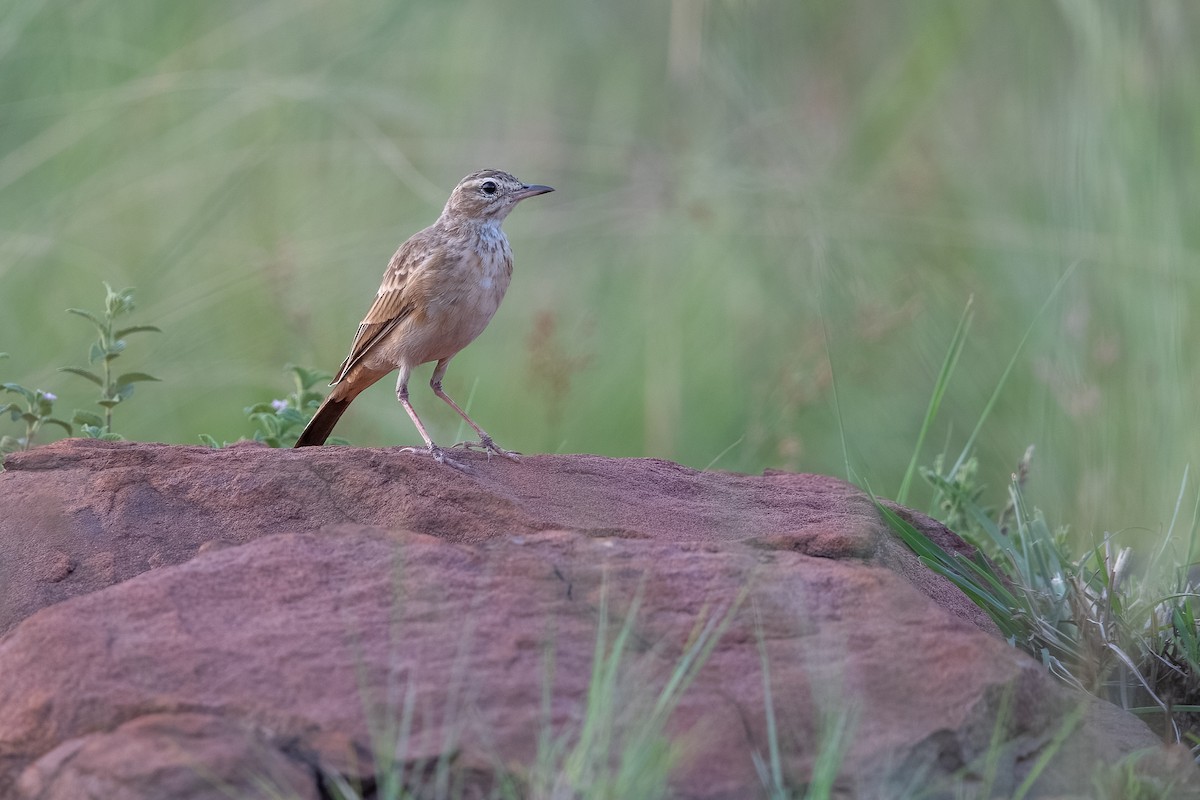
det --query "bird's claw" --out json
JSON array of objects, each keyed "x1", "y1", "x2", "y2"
[
  {"x1": 452, "y1": 436, "x2": 521, "y2": 463},
  {"x1": 398, "y1": 445, "x2": 471, "y2": 472}
]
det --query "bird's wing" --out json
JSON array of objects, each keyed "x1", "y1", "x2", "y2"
[{"x1": 330, "y1": 234, "x2": 443, "y2": 384}]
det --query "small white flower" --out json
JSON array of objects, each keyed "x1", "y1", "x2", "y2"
[
  {"x1": 42, "y1": 392, "x2": 56, "y2": 402},
  {"x1": 271, "y1": 399, "x2": 289, "y2": 412}
]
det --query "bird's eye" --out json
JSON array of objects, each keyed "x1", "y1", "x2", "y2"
[{"x1": 480, "y1": 181, "x2": 498, "y2": 195}]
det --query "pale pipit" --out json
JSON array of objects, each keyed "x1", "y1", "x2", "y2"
[{"x1": 294, "y1": 169, "x2": 554, "y2": 467}]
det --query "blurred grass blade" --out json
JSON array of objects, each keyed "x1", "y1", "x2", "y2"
[
  {"x1": 821, "y1": 312, "x2": 851, "y2": 483},
  {"x1": 804, "y1": 709, "x2": 854, "y2": 800},
  {"x1": 753, "y1": 602, "x2": 784, "y2": 796},
  {"x1": 946, "y1": 262, "x2": 1078, "y2": 484},
  {"x1": 1010, "y1": 702, "x2": 1087, "y2": 800},
  {"x1": 898, "y1": 294, "x2": 973, "y2": 505}
]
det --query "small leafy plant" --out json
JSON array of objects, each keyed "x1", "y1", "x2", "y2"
[
  {"x1": 59, "y1": 283, "x2": 160, "y2": 439},
  {"x1": 1, "y1": 384, "x2": 71, "y2": 454},
  {"x1": 200, "y1": 364, "x2": 343, "y2": 448}
]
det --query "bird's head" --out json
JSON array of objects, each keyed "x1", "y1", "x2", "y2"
[{"x1": 441, "y1": 169, "x2": 554, "y2": 224}]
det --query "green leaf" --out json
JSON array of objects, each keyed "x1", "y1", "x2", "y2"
[
  {"x1": 105, "y1": 285, "x2": 136, "y2": 317},
  {"x1": 79, "y1": 424, "x2": 105, "y2": 439},
  {"x1": 198, "y1": 433, "x2": 221, "y2": 448},
  {"x1": 59, "y1": 367, "x2": 104, "y2": 386},
  {"x1": 97, "y1": 431, "x2": 125, "y2": 441},
  {"x1": 114, "y1": 384, "x2": 135, "y2": 402},
  {"x1": 116, "y1": 372, "x2": 160, "y2": 385},
  {"x1": 88, "y1": 341, "x2": 105, "y2": 364},
  {"x1": 97, "y1": 399, "x2": 121, "y2": 409},
  {"x1": 277, "y1": 408, "x2": 306, "y2": 425},
  {"x1": 73, "y1": 409, "x2": 104, "y2": 427},
  {"x1": 66, "y1": 307, "x2": 104, "y2": 329},
  {"x1": 44, "y1": 418, "x2": 72, "y2": 434},
  {"x1": 115, "y1": 325, "x2": 161, "y2": 338},
  {"x1": 244, "y1": 403, "x2": 276, "y2": 416},
  {"x1": 2, "y1": 383, "x2": 35, "y2": 403},
  {"x1": 287, "y1": 364, "x2": 332, "y2": 390}
]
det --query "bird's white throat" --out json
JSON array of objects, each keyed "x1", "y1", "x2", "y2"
[{"x1": 476, "y1": 220, "x2": 506, "y2": 247}]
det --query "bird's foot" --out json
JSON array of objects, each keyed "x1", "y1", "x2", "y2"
[
  {"x1": 398, "y1": 444, "x2": 471, "y2": 472},
  {"x1": 452, "y1": 435, "x2": 521, "y2": 463}
]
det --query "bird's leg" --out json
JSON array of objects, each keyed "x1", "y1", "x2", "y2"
[
  {"x1": 395, "y1": 367, "x2": 468, "y2": 471},
  {"x1": 430, "y1": 358, "x2": 521, "y2": 462}
]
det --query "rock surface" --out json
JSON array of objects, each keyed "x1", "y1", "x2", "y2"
[{"x1": 0, "y1": 439, "x2": 1193, "y2": 798}]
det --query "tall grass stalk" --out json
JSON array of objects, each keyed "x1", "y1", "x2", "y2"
[
  {"x1": 936, "y1": 263, "x2": 1076, "y2": 510},
  {"x1": 896, "y1": 295, "x2": 973, "y2": 505},
  {"x1": 532, "y1": 575, "x2": 742, "y2": 799},
  {"x1": 751, "y1": 600, "x2": 856, "y2": 800}
]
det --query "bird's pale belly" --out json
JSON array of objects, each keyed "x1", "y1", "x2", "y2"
[
  {"x1": 368, "y1": 269, "x2": 511, "y2": 369},
  {"x1": 421, "y1": 283, "x2": 508, "y2": 361}
]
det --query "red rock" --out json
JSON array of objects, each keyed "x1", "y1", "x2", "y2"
[
  {"x1": 0, "y1": 440, "x2": 991, "y2": 637},
  {"x1": 0, "y1": 440, "x2": 1192, "y2": 798},
  {"x1": 16, "y1": 713, "x2": 319, "y2": 800}
]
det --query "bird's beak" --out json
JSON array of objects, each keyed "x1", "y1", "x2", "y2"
[{"x1": 515, "y1": 184, "x2": 554, "y2": 200}]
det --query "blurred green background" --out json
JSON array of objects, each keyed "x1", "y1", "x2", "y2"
[{"x1": 2, "y1": 0, "x2": 1198, "y2": 539}]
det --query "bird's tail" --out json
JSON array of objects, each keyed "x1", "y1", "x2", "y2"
[
  {"x1": 294, "y1": 395, "x2": 352, "y2": 447},
  {"x1": 294, "y1": 364, "x2": 391, "y2": 447}
]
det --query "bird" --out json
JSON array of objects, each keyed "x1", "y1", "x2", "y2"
[{"x1": 294, "y1": 169, "x2": 554, "y2": 468}]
